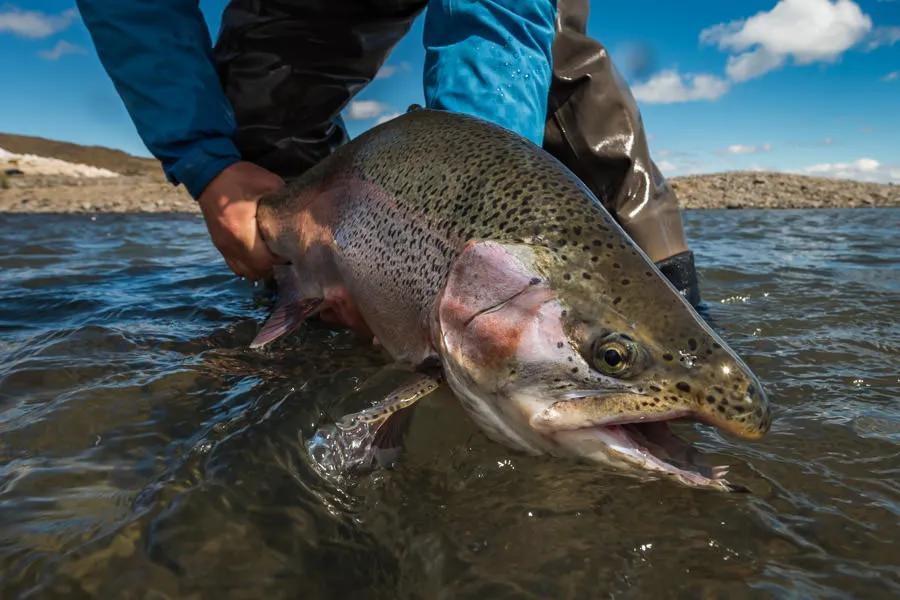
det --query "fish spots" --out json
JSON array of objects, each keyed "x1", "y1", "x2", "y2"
[
  {"x1": 281, "y1": 110, "x2": 759, "y2": 447},
  {"x1": 705, "y1": 395, "x2": 716, "y2": 404},
  {"x1": 676, "y1": 382, "x2": 692, "y2": 393},
  {"x1": 688, "y1": 338, "x2": 698, "y2": 351}
]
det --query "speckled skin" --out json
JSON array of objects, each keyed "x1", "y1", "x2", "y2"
[{"x1": 258, "y1": 109, "x2": 770, "y2": 459}]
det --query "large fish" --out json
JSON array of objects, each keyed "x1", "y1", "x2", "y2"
[{"x1": 254, "y1": 109, "x2": 771, "y2": 491}]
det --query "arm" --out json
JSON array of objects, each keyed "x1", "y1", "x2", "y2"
[
  {"x1": 422, "y1": 0, "x2": 555, "y2": 146},
  {"x1": 77, "y1": 0, "x2": 283, "y2": 279},
  {"x1": 77, "y1": 0, "x2": 240, "y2": 198}
]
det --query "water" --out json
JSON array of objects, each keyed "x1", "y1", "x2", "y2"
[{"x1": 1, "y1": 210, "x2": 897, "y2": 598}]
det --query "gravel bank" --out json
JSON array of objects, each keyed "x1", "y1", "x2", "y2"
[
  {"x1": 671, "y1": 171, "x2": 898, "y2": 209},
  {"x1": 1, "y1": 170, "x2": 897, "y2": 214}
]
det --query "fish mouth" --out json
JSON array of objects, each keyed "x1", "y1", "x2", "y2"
[{"x1": 552, "y1": 419, "x2": 742, "y2": 492}]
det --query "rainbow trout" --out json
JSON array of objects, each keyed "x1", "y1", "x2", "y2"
[{"x1": 254, "y1": 109, "x2": 771, "y2": 491}]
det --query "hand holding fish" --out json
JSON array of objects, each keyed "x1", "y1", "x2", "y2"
[{"x1": 198, "y1": 161, "x2": 286, "y2": 280}]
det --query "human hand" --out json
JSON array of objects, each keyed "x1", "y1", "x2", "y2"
[{"x1": 197, "y1": 161, "x2": 286, "y2": 280}]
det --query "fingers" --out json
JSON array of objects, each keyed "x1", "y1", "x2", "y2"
[
  {"x1": 223, "y1": 246, "x2": 267, "y2": 281},
  {"x1": 198, "y1": 162, "x2": 287, "y2": 281},
  {"x1": 224, "y1": 256, "x2": 246, "y2": 278},
  {"x1": 220, "y1": 231, "x2": 275, "y2": 281}
]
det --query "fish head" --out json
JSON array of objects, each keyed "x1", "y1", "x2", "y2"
[{"x1": 435, "y1": 240, "x2": 770, "y2": 491}]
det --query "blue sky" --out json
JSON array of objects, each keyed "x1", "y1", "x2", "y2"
[{"x1": 0, "y1": 0, "x2": 897, "y2": 182}]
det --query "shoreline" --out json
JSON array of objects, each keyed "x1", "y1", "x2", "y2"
[{"x1": 1, "y1": 171, "x2": 897, "y2": 214}]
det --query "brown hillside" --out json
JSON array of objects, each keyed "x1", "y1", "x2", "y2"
[{"x1": 0, "y1": 132, "x2": 161, "y2": 177}]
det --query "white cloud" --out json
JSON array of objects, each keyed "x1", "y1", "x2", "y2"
[
  {"x1": 375, "y1": 65, "x2": 398, "y2": 80},
  {"x1": 38, "y1": 40, "x2": 86, "y2": 60},
  {"x1": 632, "y1": 69, "x2": 730, "y2": 104},
  {"x1": 701, "y1": 0, "x2": 872, "y2": 81},
  {"x1": 865, "y1": 25, "x2": 900, "y2": 49},
  {"x1": 656, "y1": 159, "x2": 677, "y2": 173},
  {"x1": 724, "y1": 143, "x2": 773, "y2": 155},
  {"x1": 802, "y1": 157, "x2": 900, "y2": 183},
  {"x1": 0, "y1": 7, "x2": 77, "y2": 39},
  {"x1": 374, "y1": 112, "x2": 402, "y2": 125},
  {"x1": 346, "y1": 100, "x2": 389, "y2": 120},
  {"x1": 883, "y1": 70, "x2": 900, "y2": 81},
  {"x1": 374, "y1": 62, "x2": 410, "y2": 80},
  {"x1": 724, "y1": 49, "x2": 786, "y2": 82}
]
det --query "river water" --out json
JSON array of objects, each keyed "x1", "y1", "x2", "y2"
[{"x1": 0, "y1": 209, "x2": 897, "y2": 598}]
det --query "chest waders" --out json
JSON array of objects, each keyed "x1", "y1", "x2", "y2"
[{"x1": 214, "y1": 0, "x2": 700, "y2": 306}]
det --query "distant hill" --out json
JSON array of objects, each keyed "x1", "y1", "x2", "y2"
[
  {"x1": 0, "y1": 132, "x2": 160, "y2": 177},
  {"x1": 1, "y1": 132, "x2": 897, "y2": 213}
]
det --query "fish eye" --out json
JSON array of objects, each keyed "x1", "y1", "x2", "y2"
[
  {"x1": 591, "y1": 334, "x2": 639, "y2": 376},
  {"x1": 604, "y1": 347, "x2": 623, "y2": 367}
]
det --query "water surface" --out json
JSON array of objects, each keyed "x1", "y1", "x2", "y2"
[{"x1": 1, "y1": 210, "x2": 898, "y2": 597}]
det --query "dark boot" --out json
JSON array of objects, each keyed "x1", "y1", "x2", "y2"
[{"x1": 543, "y1": 0, "x2": 701, "y2": 306}]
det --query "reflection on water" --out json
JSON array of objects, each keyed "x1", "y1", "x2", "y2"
[{"x1": 0, "y1": 210, "x2": 898, "y2": 597}]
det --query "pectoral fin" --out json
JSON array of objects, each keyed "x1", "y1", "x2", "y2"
[
  {"x1": 307, "y1": 372, "x2": 442, "y2": 475},
  {"x1": 251, "y1": 265, "x2": 323, "y2": 348}
]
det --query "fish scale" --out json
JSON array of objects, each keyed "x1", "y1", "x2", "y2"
[{"x1": 257, "y1": 108, "x2": 771, "y2": 490}]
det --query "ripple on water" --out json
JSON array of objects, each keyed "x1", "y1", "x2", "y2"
[{"x1": 0, "y1": 211, "x2": 898, "y2": 598}]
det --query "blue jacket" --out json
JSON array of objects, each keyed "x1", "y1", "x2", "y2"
[{"x1": 77, "y1": 1, "x2": 555, "y2": 199}]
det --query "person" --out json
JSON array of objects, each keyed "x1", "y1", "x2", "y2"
[{"x1": 77, "y1": 0, "x2": 700, "y2": 305}]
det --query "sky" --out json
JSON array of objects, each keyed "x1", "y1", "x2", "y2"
[{"x1": 0, "y1": 0, "x2": 898, "y2": 182}]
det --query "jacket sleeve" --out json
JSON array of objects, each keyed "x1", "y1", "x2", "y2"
[
  {"x1": 76, "y1": 0, "x2": 241, "y2": 198},
  {"x1": 422, "y1": 0, "x2": 555, "y2": 146}
]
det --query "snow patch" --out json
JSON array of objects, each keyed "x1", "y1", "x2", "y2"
[{"x1": 0, "y1": 146, "x2": 120, "y2": 178}]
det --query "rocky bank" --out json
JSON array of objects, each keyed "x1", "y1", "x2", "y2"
[
  {"x1": 0, "y1": 132, "x2": 896, "y2": 212},
  {"x1": 1, "y1": 170, "x2": 897, "y2": 214}
]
